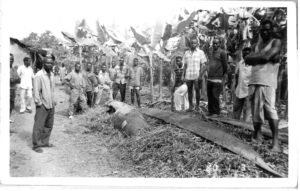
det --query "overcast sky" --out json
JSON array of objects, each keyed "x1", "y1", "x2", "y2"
[
  {"x1": 5, "y1": 0, "x2": 209, "y2": 40},
  {"x1": 3, "y1": 0, "x2": 285, "y2": 41}
]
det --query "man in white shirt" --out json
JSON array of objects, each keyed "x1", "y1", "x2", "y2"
[
  {"x1": 95, "y1": 64, "x2": 113, "y2": 105},
  {"x1": 233, "y1": 47, "x2": 252, "y2": 122},
  {"x1": 17, "y1": 57, "x2": 34, "y2": 113}
]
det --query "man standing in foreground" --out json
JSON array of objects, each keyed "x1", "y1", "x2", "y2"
[
  {"x1": 182, "y1": 38, "x2": 207, "y2": 111},
  {"x1": 10, "y1": 53, "x2": 20, "y2": 122},
  {"x1": 17, "y1": 57, "x2": 34, "y2": 114},
  {"x1": 128, "y1": 58, "x2": 144, "y2": 108},
  {"x1": 32, "y1": 56, "x2": 55, "y2": 153},
  {"x1": 245, "y1": 20, "x2": 282, "y2": 152},
  {"x1": 206, "y1": 38, "x2": 228, "y2": 117}
]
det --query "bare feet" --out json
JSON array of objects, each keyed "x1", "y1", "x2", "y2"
[
  {"x1": 252, "y1": 132, "x2": 263, "y2": 143},
  {"x1": 270, "y1": 143, "x2": 281, "y2": 152}
]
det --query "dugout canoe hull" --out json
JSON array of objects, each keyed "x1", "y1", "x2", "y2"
[
  {"x1": 140, "y1": 108, "x2": 284, "y2": 177},
  {"x1": 205, "y1": 117, "x2": 288, "y2": 143}
]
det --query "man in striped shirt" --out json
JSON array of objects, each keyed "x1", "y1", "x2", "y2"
[{"x1": 182, "y1": 38, "x2": 207, "y2": 111}]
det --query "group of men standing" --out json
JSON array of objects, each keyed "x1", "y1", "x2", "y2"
[
  {"x1": 9, "y1": 19, "x2": 282, "y2": 153},
  {"x1": 62, "y1": 56, "x2": 144, "y2": 119},
  {"x1": 171, "y1": 19, "x2": 282, "y2": 152},
  {"x1": 10, "y1": 52, "x2": 145, "y2": 153}
]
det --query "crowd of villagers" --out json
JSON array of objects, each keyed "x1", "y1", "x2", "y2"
[{"x1": 10, "y1": 8, "x2": 287, "y2": 153}]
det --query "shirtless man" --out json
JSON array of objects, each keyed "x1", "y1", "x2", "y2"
[{"x1": 245, "y1": 20, "x2": 282, "y2": 152}]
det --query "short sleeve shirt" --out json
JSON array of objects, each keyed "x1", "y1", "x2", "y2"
[{"x1": 183, "y1": 48, "x2": 207, "y2": 80}]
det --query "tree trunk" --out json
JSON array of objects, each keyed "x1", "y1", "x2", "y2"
[
  {"x1": 159, "y1": 59, "x2": 163, "y2": 100},
  {"x1": 79, "y1": 45, "x2": 82, "y2": 67},
  {"x1": 149, "y1": 53, "x2": 154, "y2": 103}
]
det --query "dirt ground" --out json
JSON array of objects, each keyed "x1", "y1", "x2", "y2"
[{"x1": 10, "y1": 77, "x2": 137, "y2": 177}]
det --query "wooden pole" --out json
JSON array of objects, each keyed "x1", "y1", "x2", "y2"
[
  {"x1": 149, "y1": 53, "x2": 154, "y2": 103},
  {"x1": 159, "y1": 58, "x2": 163, "y2": 100},
  {"x1": 79, "y1": 45, "x2": 82, "y2": 67}
]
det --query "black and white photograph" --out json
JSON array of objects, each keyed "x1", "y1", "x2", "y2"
[{"x1": 0, "y1": 0, "x2": 298, "y2": 189}]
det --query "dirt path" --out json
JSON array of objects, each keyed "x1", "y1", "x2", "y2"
[{"x1": 10, "y1": 79, "x2": 136, "y2": 177}]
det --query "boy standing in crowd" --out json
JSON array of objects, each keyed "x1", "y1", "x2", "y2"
[
  {"x1": 233, "y1": 47, "x2": 252, "y2": 122},
  {"x1": 171, "y1": 56, "x2": 189, "y2": 111}
]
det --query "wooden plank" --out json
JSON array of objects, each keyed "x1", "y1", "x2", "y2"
[
  {"x1": 140, "y1": 108, "x2": 284, "y2": 177},
  {"x1": 205, "y1": 117, "x2": 288, "y2": 143}
]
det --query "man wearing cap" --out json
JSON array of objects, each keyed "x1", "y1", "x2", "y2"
[
  {"x1": 10, "y1": 53, "x2": 20, "y2": 122},
  {"x1": 64, "y1": 62, "x2": 88, "y2": 119},
  {"x1": 32, "y1": 56, "x2": 56, "y2": 153},
  {"x1": 17, "y1": 57, "x2": 35, "y2": 114}
]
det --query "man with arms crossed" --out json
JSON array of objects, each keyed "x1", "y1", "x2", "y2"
[{"x1": 245, "y1": 20, "x2": 282, "y2": 152}]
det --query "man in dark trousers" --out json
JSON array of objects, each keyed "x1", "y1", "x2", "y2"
[
  {"x1": 32, "y1": 56, "x2": 56, "y2": 153},
  {"x1": 245, "y1": 20, "x2": 282, "y2": 152},
  {"x1": 113, "y1": 57, "x2": 129, "y2": 102},
  {"x1": 84, "y1": 62, "x2": 96, "y2": 107},
  {"x1": 206, "y1": 38, "x2": 228, "y2": 117},
  {"x1": 10, "y1": 53, "x2": 20, "y2": 123},
  {"x1": 128, "y1": 58, "x2": 144, "y2": 108}
]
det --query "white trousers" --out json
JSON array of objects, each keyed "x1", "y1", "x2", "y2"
[
  {"x1": 20, "y1": 88, "x2": 32, "y2": 112},
  {"x1": 95, "y1": 85, "x2": 113, "y2": 105},
  {"x1": 174, "y1": 84, "x2": 189, "y2": 111}
]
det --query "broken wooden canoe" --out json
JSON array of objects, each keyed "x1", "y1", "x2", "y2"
[
  {"x1": 140, "y1": 108, "x2": 284, "y2": 177},
  {"x1": 106, "y1": 101, "x2": 148, "y2": 137}
]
